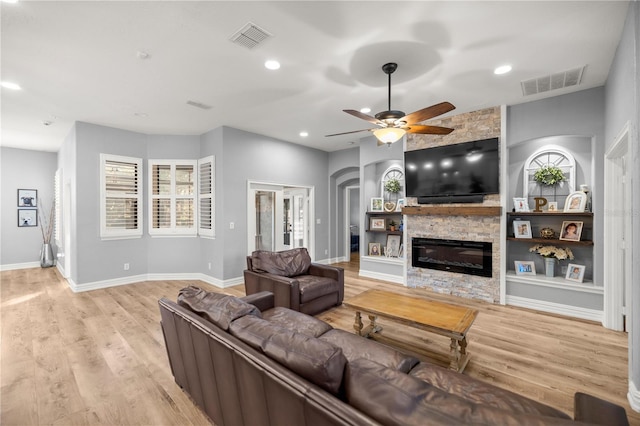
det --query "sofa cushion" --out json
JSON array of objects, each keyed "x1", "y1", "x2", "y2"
[
  {"x1": 229, "y1": 315, "x2": 346, "y2": 394},
  {"x1": 177, "y1": 286, "x2": 260, "y2": 330},
  {"x1": 262, "y1": 307, "x2": 333, "y2": 337},
  {"x1": 319, "y1": 329, "x2": 418, "y2": 373},
  {"x1": 409, "y1": 362, "x2": 571, "y2": 419},
  {"x1": 297, "y1": 276, "x2": 340, "y2": 303},
  {"x1": 345, "y1": 358, "x2": 576, "y2": 426},
  {"x1": 251, "y1": 248, "x2": 311, "y2": 277}
]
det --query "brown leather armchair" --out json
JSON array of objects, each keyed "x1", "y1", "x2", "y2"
[{"x1": 244, "y1": 248, "x2": 344, "y2": 316}]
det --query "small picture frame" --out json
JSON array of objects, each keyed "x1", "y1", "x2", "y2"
[
  {"x1": 548, "y1": 201, "x2": 558, "y2": 212},
  {"x1": 559, "y1": 221, "x2": 583, "y2": 241},
  {"x1": 513, "y1": 197, "x2": 529, "y2": 212},
  {"x1": 370, "y1": 197, "x2": 383, "y2": 212},
  {"x1": 565, "y1": 263, "x2": 586, "y2": 283},
  {"x1": 370, "y1": 218, "x2": 386, "y2": 231},
  {"x1": 18, "y1": 189, "x2": 38, "y2": 207},
  {"x1": 395, "y1": 199, "x2": 406, "y2": 212},
  {"x1": 368, "y1": 242, "x2": 381, "y2": 256},
  {"x1": 513, "y1": 220, "x2": 532, "y2": 239},
  {"x1": 514, "y1": 260, "x2": 536, "y2": 276},
  {"x1": 563, "y1": 191, "x2": 587, "y2": 212},
  {"x1": 18, "y1": 209, "x2": 38, "y2": 227},
  {"x1": 386, "y1": 235, "x2": 401, "y2": 257}
]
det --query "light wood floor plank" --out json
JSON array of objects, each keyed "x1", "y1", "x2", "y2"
[{"x1": 1, "y1": 264, "x2": 639, "y2": 425}]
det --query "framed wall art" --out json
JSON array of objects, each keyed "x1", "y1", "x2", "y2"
[
  {"x1": 18, "y1": 209, "x2": 38, "y2": 227},
  {"x1": 18, "y1": 189, "x2": 37, "y2": 207},
  {"x1": 513, "y1": 220, "x2": 532, "y2": 239},
  {"x1": 370, "y1": 218, "x2": 386, "y2": 231},
  {"x1": 370, "y1": 197, "x2": 383, "y2": 212}
]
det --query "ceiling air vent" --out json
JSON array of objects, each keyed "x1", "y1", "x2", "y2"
[
  {"x1": 229, "y1": 22, "x2": 272, "y2": 49},
  {"x1": 186, "y1": 100, "x2": 212, "y2": 110},
  {"x1": 521, "y1": 66, "x2": 586, "y2": 96}
]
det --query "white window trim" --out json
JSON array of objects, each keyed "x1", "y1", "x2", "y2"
[
  {"x1": 198, "y1": 156, "x2": 215, "y2": 238},
  {"x1": 148, "y1": 159, "x2": 198, "y2": 236},
  {"x1": 100, "y1": 154, "x2": 143, "y2": 240},
  {"x1": 523, "y1": 145, "x2": 576, "y2": 200}
]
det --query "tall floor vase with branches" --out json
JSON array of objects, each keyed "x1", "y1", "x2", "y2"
[{"x1": 38, "y1": 198, "x2": 55, "y2": 267}]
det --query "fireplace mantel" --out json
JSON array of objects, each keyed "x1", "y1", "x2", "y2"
[{"x1": 402, "y1": 206, "x2": 502, "y2": 216}]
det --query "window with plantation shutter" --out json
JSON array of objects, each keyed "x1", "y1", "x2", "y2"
[
  {"x1": 148, "y1": 160, "x2": 197, "y2": 236},
  {"x1": 100, "y1": 154, "x2": 143, "y2": 239},
  {"x1": 54, "y1": 168, "x2": 62, "y2": 244},
  {"x1": 198, "y1": 156, "x2": 215, "y2": 237}
]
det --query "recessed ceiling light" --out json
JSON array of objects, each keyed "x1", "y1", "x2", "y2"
[
  {"x1": 360, "y1": 107, "x2": 371, "y2": 113},
  {"x1": 299, "y1": 131, "x2": 308, "y2": 137},
  {"x1": 494, "y1": 65, "x2": 512, "y2": 75},
  {"x1": 264, "y1": 60, "x2": 280, "y2": 70},
  {"x1": 1, "y1": 81, "x2": 22, "y2": 90}
]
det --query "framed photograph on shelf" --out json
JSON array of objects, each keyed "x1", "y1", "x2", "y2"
[
  {"x1": 368, "y1": 242, "x2": 381, "y2": 256},
  {"x1": 370, "y1": 197, "x2": 383, "y2": 212},
  {"x1": 565, "y1": 263, "x2": 586, "y2": 283},
  {"x1": 18, "y1": 189, "x2": 38, "y2": 207},
  {"x1": 395, "y1": 199, "x2": 406, "y2": 212},
  {"x1": 513, "y1": 197, "x2": 529, "y2": 212},
  {"x1": 369, "y1": 218, "x2": 386, "y2": 231},
  {"x1": 18, "y1": 209, "x2": 38, "y2": 227},
  {"x1": 514, "y1": 260, "x2": 536, "y2": 276},
  {"x1": 559, "y1": 221, "x2": 583, "y2": 241},
  {"x1": 386, "y1": 235, "x2": 401, "y2": 257},
  {"x1": 513, "y1": 220, "x2": 532, "y2": 239},
  {"x1": 563, "y1": 191, "x2": 587, "y2": 212}
]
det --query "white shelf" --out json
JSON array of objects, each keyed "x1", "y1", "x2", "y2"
[
  {"x1": 505, "y1": 271, "x2": 602, "y2": 294},
  {"x1": 361, "y1": 255, "x2": 405, "y2": 265}
]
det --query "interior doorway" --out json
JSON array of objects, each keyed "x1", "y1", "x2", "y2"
[
  {"x1": 604, "y1": 122, "x2": 632, "y2": 332},
  {"x1": 344, "y1": 186, "x2": 360, "y2": 262},
  {"x1": 247, "y1": 182, "x2": 314, "y2": 258}
]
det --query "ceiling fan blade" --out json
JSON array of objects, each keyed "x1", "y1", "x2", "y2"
[
  {"x1": 343, "y1": 109, "x2": 384, "y2": 126},
  {"x1": 401, "y1": 102, "x2": 456, "y2": 125},
  {"x1": 325, "y1": 128, "x2": 373, "y2": 137},
  {"x1": 405, "y1": 125, "x2": 455, "y2": 135}
]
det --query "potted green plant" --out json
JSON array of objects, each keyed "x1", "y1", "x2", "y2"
[{"x1": 389, "y1": 220, "x2": 397, "y2": 231}]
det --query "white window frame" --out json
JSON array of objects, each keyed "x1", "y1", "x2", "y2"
[
  {"x1": 148, "y1": 159, "x2": 198, "y2": 236},
  {"x1": 198, "y1": 156, "x2": 215, "y2": 238},
  {"x1": 523, "y1": 145, "x2": 576, "y2": 201},
  {"x1": 100, "y1": 154, "x2": 143, "y2": 240},
  {"x1": 380, "y1": 165, "x2": 405, "y2": 198}
]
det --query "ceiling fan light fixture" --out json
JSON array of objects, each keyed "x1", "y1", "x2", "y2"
[{"x1": 373, "y1": 127, "x2": 406, "y2": 144}]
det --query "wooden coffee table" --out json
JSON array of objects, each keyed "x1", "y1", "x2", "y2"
[{"x1": 343, "y1": 289, "x2": 478, "y2": 372}]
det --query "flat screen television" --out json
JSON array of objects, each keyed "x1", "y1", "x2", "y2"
[{"x1": 404, "y1": 137, "x2": 499, "y2": 203}]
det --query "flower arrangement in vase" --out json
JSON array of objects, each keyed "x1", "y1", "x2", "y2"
[
  {"x1": 38, "y1": 198, "x2": 56, "y2": 267},
  {"x1": 529, "y1": 244, "x2": 574, "y2": 277}
]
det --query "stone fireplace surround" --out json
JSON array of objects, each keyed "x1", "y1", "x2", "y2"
[{"x1": 405, "y1": 106, "x2": 502, "y2": 303}]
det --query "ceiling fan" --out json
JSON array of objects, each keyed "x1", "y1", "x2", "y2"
[{"x1": 326, "y1": 62, "x2": 456, "y2": 146}]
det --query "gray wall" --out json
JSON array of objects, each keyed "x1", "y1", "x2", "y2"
[
  {"x1": 0, "y1": 147, "x2": 58, "y2": 266},
  {"x1": 605, "y1": 0, "x2": 639, "y2": 403}
]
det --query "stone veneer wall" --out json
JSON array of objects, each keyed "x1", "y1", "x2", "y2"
[{"x1": 406, "y1": 106, "x2": 502, "y2": 303}]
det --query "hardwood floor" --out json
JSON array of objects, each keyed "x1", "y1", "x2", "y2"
[{"x1": 1, "y1": 263, "x2": 638, "y2": 425}]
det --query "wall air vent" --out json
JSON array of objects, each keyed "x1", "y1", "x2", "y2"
[
  {"x1": 521, "y1": 66, "x2": 586, "y2": 96},
  {"x1": 229, "y1": 22, "x2": 272, "y2": 49},
  {"x1": 186, "y1": 100, "x2": 212, "y2": 110}
]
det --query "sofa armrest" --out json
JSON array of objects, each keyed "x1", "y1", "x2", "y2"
[
  {"x1": 243, "y1": 269, "x2": 301, "y2": 311},
  {"x1": 309, "y1": 264, "x2": 344, "y2": 303},
  {"x1": 241, "y1": 291, "x2": 275, "y2": 312},
  {"x1": 574, "y1": 392, "x2": 629, "y2": 426}
]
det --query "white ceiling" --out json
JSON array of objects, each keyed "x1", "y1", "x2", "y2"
[{"x1": 0, "y1": 1, "x2": 630, "y2": 153}]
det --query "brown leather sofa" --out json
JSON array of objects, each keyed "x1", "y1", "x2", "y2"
[
  {"x1": 244, "y1": 248, "x2": 344, "y2": 315},
  {"x1": 159, "y1": 286, "x2": 630, "y2": 426}
]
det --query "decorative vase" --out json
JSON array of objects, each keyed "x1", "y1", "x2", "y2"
[
  {"x1": 544, "y1": 257, "x2": 555, "y2": 277},
  {"x1": 40, "y1": 243, "x2": 55, "y2": 268}
]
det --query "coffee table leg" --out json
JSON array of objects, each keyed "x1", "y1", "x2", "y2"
[
  {"x1": 460, "y1": 337, "x2": 468, "y2": 356},
  {"x1": 449, "y1": 338, "x2": 460, "y2": 371},
  {"x1": 353, "y1": 311, "x2": 364, "y2": 336}
]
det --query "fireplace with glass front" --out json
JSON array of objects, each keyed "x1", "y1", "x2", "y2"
[{"x1": 412, "y1": 237, "x2": 492, "y2": 278}]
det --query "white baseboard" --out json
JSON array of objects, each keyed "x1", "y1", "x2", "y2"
[
  {"x1": 506, "y1": 295, "x2": 603, "y2": 323},
  {"x1": 69, "y1": 273, "x2": 244, "y2": 292},
  {"x1": 0, "y1": 261, "x2": 40, "y2": 271},
  {"x1": 629, "y1": 380, "x2": 640, "y2": 413},
  {"x1": 359, "y1": 269, "x2": 405, "y2": 285}
]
